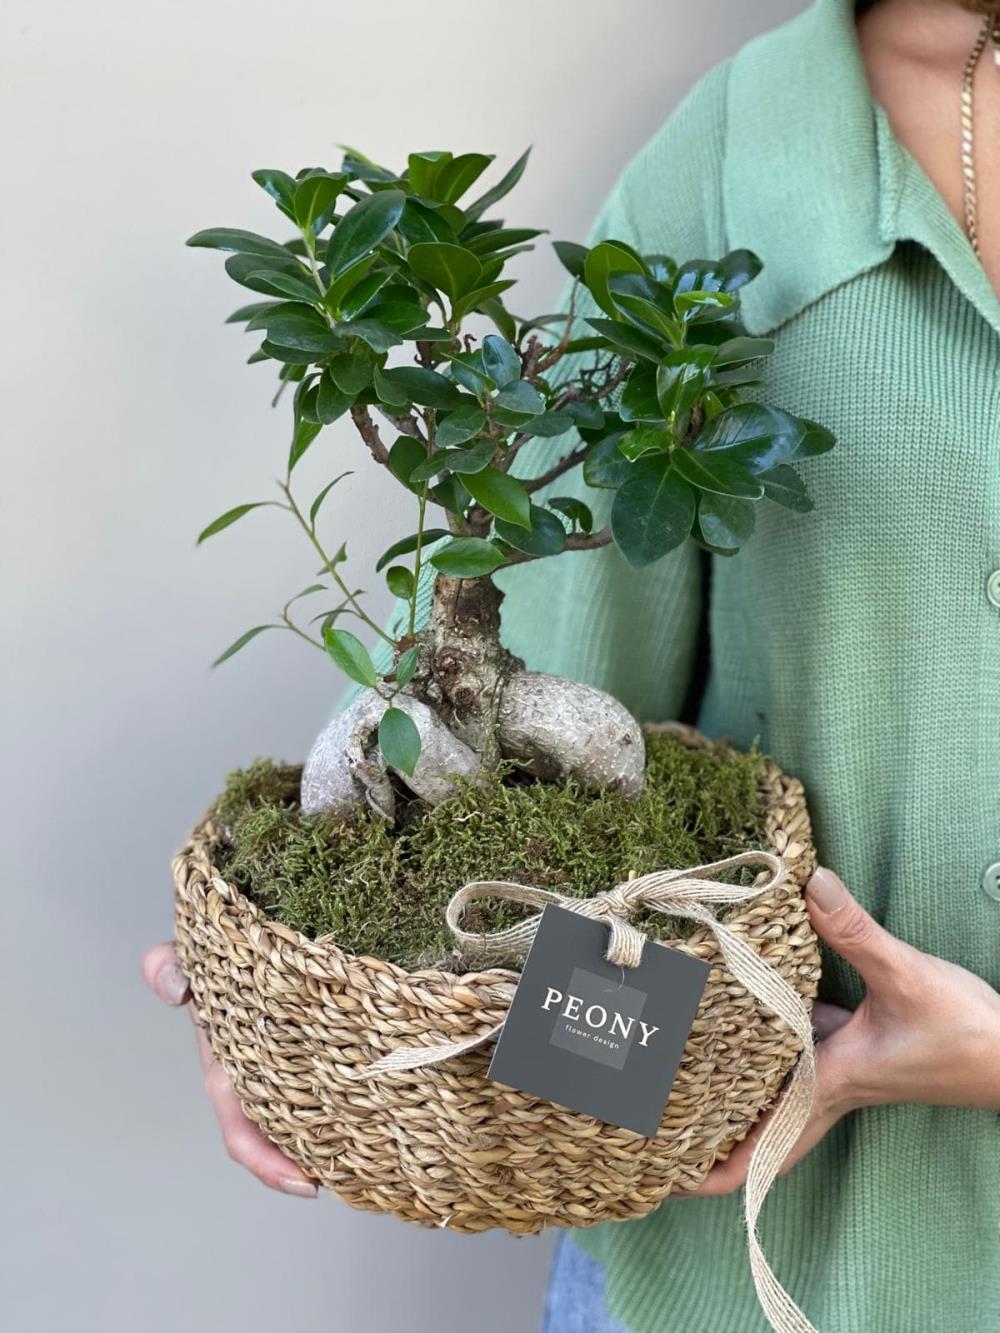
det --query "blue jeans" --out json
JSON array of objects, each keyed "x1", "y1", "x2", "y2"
[{"x1": 541, "y1": 1235, "x2": 629, "y2": 1333}]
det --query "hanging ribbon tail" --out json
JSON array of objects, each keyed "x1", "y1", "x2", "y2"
[{"x1": 359, "y1": 1021, "x2": 505, "y2": 1077}]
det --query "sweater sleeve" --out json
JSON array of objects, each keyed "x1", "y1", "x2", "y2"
[
  {"x1": 491, "y1": 61, "x2": 731, "y2": 722},
  {"x1": 338, "y1": 61, "x2": 731, "y2": 722}
]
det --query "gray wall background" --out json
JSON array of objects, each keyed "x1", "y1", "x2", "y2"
[{"x1": 1, "y1": 2, "x2": 802, "y2": 1330}]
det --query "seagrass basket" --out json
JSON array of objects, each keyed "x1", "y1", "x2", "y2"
[{"x1": 172, "y1": 722, "x2": 821, "y2": 1234}]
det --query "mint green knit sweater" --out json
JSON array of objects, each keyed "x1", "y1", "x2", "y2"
[{"x1": 484, "y1": 1, "x2": 1000, "y2": 1329}]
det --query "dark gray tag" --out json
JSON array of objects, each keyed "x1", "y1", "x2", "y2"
[{"x1": 487, "y1": 905, "x2": 710, "y2": 1137}]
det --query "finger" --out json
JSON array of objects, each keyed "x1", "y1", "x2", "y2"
[
  {"x1": 141, "y1": 941, "x2": 190, "y2": 1006},
  {"x1": 196, "y1": 1020, "x2": 317, "y2": 1199},
  {"x1": 806, "y1": 868, "x2": 913, "y2": 988},
  {"x1": 812, "y1": 1000, "x2": 852, "y2": 1042}
]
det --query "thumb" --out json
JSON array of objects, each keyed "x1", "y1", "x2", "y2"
[{"x1": 805, "y1": 867, "x2": 910, "y2": 989}]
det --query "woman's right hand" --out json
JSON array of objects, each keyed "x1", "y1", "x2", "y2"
[{"x1": 142, "y1": 941, "x2": 318, "y2": 1198}]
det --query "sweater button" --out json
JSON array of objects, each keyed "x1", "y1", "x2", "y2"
[
  {"x1": 988, "y1": 570, "x2": 1000, "y2": 609},
  {"x1": 983, "y1": 862, "x2": 1000, "y2": 902}
]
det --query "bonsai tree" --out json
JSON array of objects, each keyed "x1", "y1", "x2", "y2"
[{"x1": 189, "y1": 148, "x2": 834, "y2": 821}]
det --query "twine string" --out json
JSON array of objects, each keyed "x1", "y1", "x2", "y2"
[{"x1": 359, "y1": 849, "x2": 818, "y2": 1333}]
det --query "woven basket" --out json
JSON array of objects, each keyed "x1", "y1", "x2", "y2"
[{"x1": 173, "y1": 722, "x2": 820, "y2": 1234}]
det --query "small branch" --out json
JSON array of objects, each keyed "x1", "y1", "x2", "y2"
[
  {"x1": 505, "y1": 527, "x2": 613, "y2": 565},
  {"x1": 378, "y1": 408, "x2": 426, "y2": 441},
  {"x1": 523, "y1": 443, "x2": 589, "y2": 493},
  {"x1": 349, "y1": 405, "x2": 391, "y2": 466},
  {"x1": 535, "y1": 282, "x2": 579, "y2": 373}
]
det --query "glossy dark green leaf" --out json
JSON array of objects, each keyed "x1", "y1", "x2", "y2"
[
  {"x1": 758, "y1": 463, "x2": 814, "y2": 512},
  {"x1": 466, "y1": 227, "x2": 543, "y2": 256},
  {"x1": 452, "y1": 279, "x2": 516, "y2": 322},
  {"x1": 618, "y1": 426, "x2": 672, "y2": 461},
  {"x1": 693, "y1": 403, "x2": 834, "y2": 472},
  {"x1": 328, "y1": 349, "x2": 376, "y2": 395},
  {"x1": 430, "y1": 474, "x2": 470, "y2": 513},
  {"x1": 479, "y1": 294, "x2": 517, "y2": 342},
  {"x1": 495, "y1": 504, "x2": 566, "y2": 555},
  {"x1": 226, "y1": 300, "x2": 283, "y2": 324},
  {"x1": 586, "y1": 317, "x2": 664, "y2": 362},
  {"x1": 338, "y1": 269, "x2": 393, "y2": 319},
  {"x1": 552, "y1": 240, "x2": 588, "y2": 279},
  {"x1": 718, "y1": 248, "x2": 763, "y2": 293},
  {"x1": 266, "y1": 316, "x2": 341, "y2": 353},
  {"x1": 548, "y1": 496, "x2": 593, "y2": 532},
  {"x1": 259, "y1": 340, "x2": 315, "y2": 365},
  {"x1": 309, "y1": 471, "x2": 352, "y2": 525},
  {"x1": 379, "y1": 366, "x2": 465, "y2": 409},
  {"x1": 251, "y1": 169, "x2": 297, "y2": 217},
  {"x1": 408, "y1": 437, "x2": 494, "y2": 482},
  {"x1": 211, "y1": 624, "x2": 277, "y2": 667},
  {"x1": 446, "y1": 350, "x2": 493, "y2": 394},
  {"x1": 712, "y1": 336, "x2": 775, "y2": 366},
  {"x1": 387, "y1": 435, "x2": 426, "y2": 491},
  {"x1": 429, "y1": 536, "x2": 507, "y2": 576},
  {"x1": 394, "y1": 646, "x2": 420, "y2": 688},
  {"x1": 323, "y1": 626, "x2": 378, "y2": 687},
  {"x1": 337, "y1": 319, "x2": 402, "y2": 353},
  {"x1": 407, "y1": 151, "x2": 452, "y2": 198},
  {"x1": 563, "y1": 401, "x2": 605, "y2": 431},
  {"x1": 656, "y1": 347, "x2": 715, "y2": 421},
  {"x1": 363, "y1": 300, "x2": 429, "y2": 333},
  {"x1": 293, "y1": 173, "x2": 347, "y2": 235},
  {"x1": 619, "y1": 365, "x2": 664, "y2": 422},
  {"x1": 373, "y1": 366, "x2": 410, "y2": 408},
  {"x1": 697, "y1": 492, "x2": 756, "y2": 551},
  {"x1": 671, "y1": 445, "x2": 764, "y2": 499},
  {"x1": 197, "y1": 502, "x2": 270, "y2": 544},
  {"x1": 325, "y1": 189, "x2": 406, "y2": 277},
  {"x1": 186, "y1": 227, "x2": 291, "y2": 259},
  {"x1": 316, "y1": 372, "x2": 355, "y2": 424},
  {"x1": 244, "y1": 267, "x2": 321, "y2": 304},
  {"x1": 385, "y1": 565, "x2": 415, "y2": 599},
  {"x1": 462, "y1": 466, "x2": 531, "y2": 527},
  {"x1": 464, "y1": 147, "x2": 531, "y2": 222},
  {"x1": 244, "y1": 300, "x2": 320, "y2": 332},
  {"x1": 378, "y1": 707, "x2": 421, "y2": 776},
  {"x1": 494, "y1": 380, "x2": 544, "y2": 415},
  {"x1": 584, "y1": 241, "x2": 647, "y2": 319},
  {"x1": 582, "y1": 433, "x2": 632, "y2": 488},
  {"x1": 407, "y1": 242, "x2": 483, "y2": 303},
  {"x1": 436, "y1": 403, "x2": 487, "y2": 446},
  {"x1": 481, "y1": 334, "x2": 521, "y2": 387},
  {"x1": 436, "y1": 153, "x2": 494, "y2": 204},
  {"x1": 610, "y1": 456, "x2": 695, "y2": 567},
  {"x1": 324, "y1": 254, "x2": 377, "y2": 311},
  {"x1": 376, "y1": 528, "x2": 451, "y2": 572},
  {"x1": 524, "y1": 410, "x2": 574, "y2": 438},
  {"x1": 396, "y1": 197, "x2": 457, "y2": 246}
]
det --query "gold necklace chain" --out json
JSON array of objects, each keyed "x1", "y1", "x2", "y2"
[{"x1": 960, "y1": 9, "x2": 1000, "y2": 255}]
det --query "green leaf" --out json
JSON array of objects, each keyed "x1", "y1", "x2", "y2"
[
  {"x1": 619, "y1": 365, "x2": 664, "y2": 422},
  {"x1": 583, "y1": 433, "x2": 632, "y2": 488},
  {"x1": 618, "y1": 426, "x2": 672, "y2": 461},
  {"x1": 324, "y1": 254, "x2": 377, "y2": 311},
  {"x1": 586, "y1": 317, "x2": 665, "y2": 363},
  {"x1": 464, "y1": 147, "x2": 531, "y2": 222},
  {"x1": 552, "y1": 240, "x2": 588, "y2": 278},
  {"x1": 674, "y1": 289, "x2": 735, "y2": 322},
  {"x1": 378, "y1": 706, "x2": 421, "y2": 777},
  {"x1": 759, "y1": 463, "x2": 814, "y2": 513},
  {"x1": 336, "y1": 318, "x2": 402, "y2": 353},
  {"x1": 397, "y1": 197, "x2": 457, "y2": 246},
  {"x1": 197, "y1": 502, "x2": 269, "y2": 544},
  {"x1": 316, "y1": 371, "x2": 355, "y2": 424},
  {"x1": 385, "y1": 565, "x2": 415, "y2": 599},
  {"x1": 466, "y1": 227, "x2": 543, "y2": 256},
  {"x1": 697, "y1": 492, "x2": 756, "y2": 551},
  {"x1": 244, "y1": 268, "x2": 321, "y2": 304},
  {"x1": 338, "y1": 269, "x2": 393, "y2": 319},
  {"x1": 379, "y1": 366, "x2": 464, "y2": 409},
  {"x1": 712, "y1": 336, "x2": 775, "y2": 366},
  {"x1": 718, "y1": 248, "x2": 763, "y2": 293},
  {"x1": 430, "y1": 473, "x2": 471, "y2": 514},
  {"x1": 495, "y1": 504, "x2": 567, "y2": 556},
  {"x1": 479, "y1": 294, "x2": 517, "y2": 342},
  {"x1": 293, "y1": 173, "x2": 347, "y2": 235},
  {"x1": 309, "y1": 471, "x2": 352, "y2": 525},
  {"x1": 462, "y1": 466, "x2": 531, "y2": 527},
  {"x1": 408, "y1": 437, "x2": 494, "y2": 482},
  {"x1": 251, "y1": 169, "x2": 297, "y2": 216},
  {"x1": 325, "y1": 189, "x2": 406, "y2": 277},
  {"x1": 407, "y1": 242, "x2": 483, "y2": 303},
  {"x1": 266, "y1": 316, "x2": 341, "y2": 354},
  {"x1": 362, "y1": 300, "x2": 429, "y2": 333},
  {"x1": 387, "y1": 435, "x2": 426, "y2": 491},
  {"x1": 373, "y1": 365, "x2": 410, "y2": 408},
  {"x1": 548, "y1": 496, "x2": 593, "y2": 532},
  {"x1": 693, "y1": 403, "x2": 834, "y2": 472},
  {"x1": 429, "y1": 536, "x2": 507, "y2": 577},
  {"x1": 211, "y1": 624, "x2": 276, "y2": 667},
  {"x1": 328, "y1": 348, "x2": 376, "y2": 395},
  {"x1": 451, "y1": 279, "x2": 516, "y2": 322},
  {"x1": 656, "y1": 347, "x2": 715, "y2": 421},
  {"x1": 607, "y1": 273, "x2": 682, "y2": 342},
  {"x1": 481, "y1": 333, "x2": 521, "y2": 387},
  {"x1": 583, "y1": 241, "x2": 647, "y2": 319},
  {"x1": 394, "y1": 645, "x2": 420, "y2": 687},
  {"x1": 436, "y1": 152, "x2": 494, "y2": 204},
  {"x1": 289, "y1": 418, "x2": 322, "y2": 471},
  {"x1": 376, "y1": 528, "x2": 451, "y2": 572},
  {"x1": 610, "y1": 456, "x2": 696, "y2": 567},
  {"x1": 524, "y1": 410, "x2": 575, "y2": 438},
  {"x1": 436, "y1": 403, "x2": 487, "y2": 446},
  {"x1": 226, "y1": 300, "x2": 283, "y2": 324},
  {"x1": 323, "y1": 626, "x2": 378, "y2": 687},
  {"x1": 670, "y1": 445, "x2": 764, "y2": 499},
  {"x1": 186, "y1": 228, "x2": 291, "y2": 259},
  {"x1": 407, "y1": 151, "x2": 452, "y2": 198},
  {"x1": 494, "y1": 380, "x2": 544, "y2": 415}
]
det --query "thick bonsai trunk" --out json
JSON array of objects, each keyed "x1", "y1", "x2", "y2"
[{"x1": 300, "y1": 573, "x2": 646, "y2": 819}]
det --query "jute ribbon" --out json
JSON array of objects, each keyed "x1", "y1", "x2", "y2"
[{"x1": 361, "y1": 850, "x2": 818, "y2": 1333}]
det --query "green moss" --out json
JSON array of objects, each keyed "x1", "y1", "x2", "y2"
[{"x1": 213, "y1": 732, "x2": 767, "y2": 970}]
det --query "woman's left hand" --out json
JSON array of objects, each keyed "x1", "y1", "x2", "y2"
[{"x1": 690, "y1": 866, "x2": 1000, "y2": 1197}]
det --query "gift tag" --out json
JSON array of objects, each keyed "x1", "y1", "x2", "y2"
[{"x1": 487, "y1": 904, "x2": 710, "y2": 1137}]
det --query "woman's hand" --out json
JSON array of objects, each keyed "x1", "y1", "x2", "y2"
[
  {"x1": 690, "y1": 867, "x2": 1000, "y2": 1197},
  {"x1": 142, "y1": 941, "x2": 318, "y2": 1198}
]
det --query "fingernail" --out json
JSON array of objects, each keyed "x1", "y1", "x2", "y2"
[
  {"x1": 157, "y1": 962, "x2": 189, "y2": 1005},
  {"x1": 807, "y1": 867, "x2": 848, "y2": 915},
  {"x1": 279, "y1": 1176, "x2": 318, "y2": 1198}
]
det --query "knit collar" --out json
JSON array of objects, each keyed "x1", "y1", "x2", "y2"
[{"x1": 724, "y1": 0, "x2": 1000, "y2": 337}]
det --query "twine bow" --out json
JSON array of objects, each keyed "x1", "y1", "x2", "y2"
[{"x1": 360, "y1": 850, "x2": 818, "y2": 1333}]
